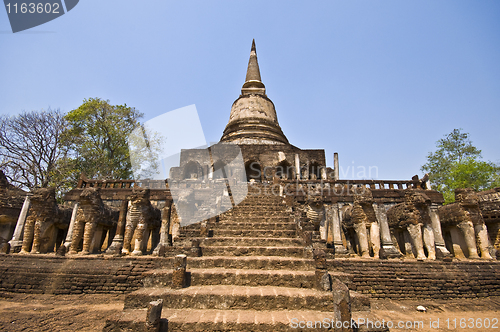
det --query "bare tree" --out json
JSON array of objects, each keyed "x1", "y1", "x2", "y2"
[{"x1": 0, "y1": 109, "x2": 71, "y2": 190}]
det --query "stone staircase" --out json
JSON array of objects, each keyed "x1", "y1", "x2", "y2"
[{"x1": 106, "y1": 183, "x2": 374, "y2": 331}]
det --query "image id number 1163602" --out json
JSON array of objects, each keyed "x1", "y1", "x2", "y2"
[{"x1": 5, "y1": 2, "x2": 60, "y2": 14}]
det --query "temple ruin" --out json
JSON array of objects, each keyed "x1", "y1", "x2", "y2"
[{"x1": 0, "y1": 40, "x2": 499, "y2": 331}]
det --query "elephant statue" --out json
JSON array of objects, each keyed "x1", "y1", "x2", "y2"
[
  {"x1": 439, "y1": 188, "x2": 492, "y2": 259},
  {"x1": 342, "y1": 188, "x2": 380, "y2": 258},
  {"x1": 68, "y1": 187, "x2": 119, "y2": 255},
  {"x1": 477, "y1": 187, "x2": 500, "y2": 259},
  {"x1": 122, "y1": 188, "x2": 161, "y2": 255},
  {"x1": 0, "y1": 170, "x2": 25, "y2": 249},
  {"x1": 20, "y1": 188, "x2": 71, "y2": 254},
  {"x1": 387, "y1": 189, "x2": 435, "y2": 260},
  {"x1": 305, "y1": 198, "x2": 326, "y2": 240}
]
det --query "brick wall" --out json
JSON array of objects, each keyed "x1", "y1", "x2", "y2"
[
  {"x1": 0, "y1": 255, "x2": 171, "y2": 295},
  {"x1": 0, "y1": 255, "x2": 498, "y2": 300},
  {"x1": 333, "y1": 259, "x2": 500, "y2": 299}
]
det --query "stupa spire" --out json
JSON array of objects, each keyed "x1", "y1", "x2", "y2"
[
  {"x1": 241, "y1": 39, "x2": 266, "y2": 95},
  {"x1": 220, "y1": 39, "x2": 288, "y2": 144}
]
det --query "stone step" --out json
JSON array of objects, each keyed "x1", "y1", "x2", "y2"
[
  {"x1": 217, "y1": 222, "x2": 296, "y2": 230},
  {"x1": 200, "y1": 245, "x2": 305, "y2": 258},
  {"x1": 106, "y1": 308, "x2": 342, "y2": 332},
  {"x1": 213, "y1": 229, "x2": 296, "y2": 238},
  {"x1": 124, "y1": 285, "x2": 337, "y2": 311},
  {"x1": 236, "y1": 201, "x2": 287, "y2": 206},
  {"x1": 187, "y1": 256, "x2": 315, "y2": 271},
  {"x1": 222, "y1": 212, "x2": 289, "y2": 219},
  {"x1": 200, "y1": 237, "x2": 303, "y2": 247},
  {"x1": 219, "y1": 216, "x2": 291, "y2": 223},
  {"x1": 143, "y1": 268, "x2": 319, "y2": 288},
  {"x1": 228, "y1": 203, "x2": 287, "y2": 212}
]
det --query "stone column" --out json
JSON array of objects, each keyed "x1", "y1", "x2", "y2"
[
  {"x1": 332, "y1": 204, "x2": 348, "y2": 255},
  {"x1": 331, "y1": 278, "x2": 353, "y2": 332},
  {"x1": 295, "y1": 154, "x2": 301, "y2": 180},
  {"x1": 208, "y1": 165, "x2": 213, "y2": 180},
  {"x1": 373, "y1": 203, "x2": 401, "y2": 258},
  {"x1": 333, "y1": 153, "x2": 339, "y2": 181},
  {"x1": 303, "y1": 161, "x2": 310, "y2": 180},
  {"x1": 63, "y1": 202, "x2": 79, "y2": 249},
  {"x1": 106, "y1": 200, "x2": 128, "y2": 255},
  {"x1": 313, "y1": 249, "x2": 331, "y2": 291},
  {"x1": 8, "y1": 195, "x2": 30, "y2": 253},
  {"x1": 172, "y1": 254, "x2": 187, "y2": 289},
  {"x1": 153, "y1": 201, "x2": 171, "y2": 256},
  {"x1": 321, "y1": 167, "x2": 327, "y2": 180},
  {"x1": 146, "y1": 299, "x2": 163, "y2": 332},
  {"x1": 427, "y1": 205, "x2": 451, "y2": 258}
]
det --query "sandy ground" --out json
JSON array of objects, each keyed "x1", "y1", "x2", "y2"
[
  {"x1": 0, "y1": 292, "x2": 498, "y2": 331},
  {"x1": 0, "y1": 293, "x2": 124, "y2": 332},
  {"x1": 359, "y1": 297, "x2": 500, "y2": 332}
]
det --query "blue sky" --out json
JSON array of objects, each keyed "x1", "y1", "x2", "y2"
[{"x1": 1, "y1": 1, "x2": 499, "y2": 180}]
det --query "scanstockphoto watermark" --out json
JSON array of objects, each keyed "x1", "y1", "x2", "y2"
[
  {"x1": 290, "y1": 317, "x2": 499, "y2": 330},
  {"x1": 247, "y1": 179, "x2": 371, "y2": 198},
  {"x1": 245, "y1": 160, "x2": 378, "y2": 182},
  {"x1": 3, "y1": 0, "x2": 79, "y2": 33}
]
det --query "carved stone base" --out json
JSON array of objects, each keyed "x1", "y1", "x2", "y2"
[
  {"x1": 55, "y1": 244, "x2": 66, "y2": 256},
  {"x1": 435, "y1": 244, "x2": 452, "y2": 259},
  {"x1": 7, "y1": 240, "x2": 21, "y2": 253},
  {"x1": 152, "y1": 244, "x2": 166, "y2": 257},
  {"x1": 380, "y1": 245, "x2": 402, "y2": 259},
  {"x1": 105, "y1": 236, "x2": 123, "y2": 256},
  {"x1": 333, "y1": 244, "x2": 349, "y2": 257}
]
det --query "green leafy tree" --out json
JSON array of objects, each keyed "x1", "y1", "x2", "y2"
[
  {"x1": 421, "y1": 129, "x2": 500, "y2": 203},
  {"x1": 62, "y1": 98, "x2": 145, "y2": 184}
]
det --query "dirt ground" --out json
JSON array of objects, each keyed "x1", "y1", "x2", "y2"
[
  {"x1": 359, "y1": 297, "x2": 500, "y2": 332},
  {"x1": 0, "y1": 292, "x2": 124, "y2": 332},
  {"x1": 0, "y1": 292, "x2": 498, "y2": 331}
]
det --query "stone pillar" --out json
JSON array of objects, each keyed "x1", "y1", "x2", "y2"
[
  {"x1": 428, "y1": 205, "x2": 451, "y2": 258},
  {"x1": 200, "y1": 220, "x2": 209, "y2": 237},
  {"x1": 153, "y1": 201, "x2": 171, "y2": 256},
  {"x1": 373, "y1": 203, "x2": 401, "y2": 258},
  {"x1": 370, "y1": 222, "x2": 381, "y2": 259},
  {"x1": 170, "y1": 204, "x2": 180, "y2": 243},
  {"x1": 63, "y1": 202, "x2": 79, "y2": 249},
  {"x1": 146, "y1": 299, "x2": 163, "y2": 332},
  {"x1": 295, "y1": 154, "x2": 301, "y2": 180},
  {"x1": 321, "y1": 167, "x2": 327, "y2": 180},
  {"x1": 333, "y1": 153, "x2": 339, "y2": 181},
  {"x1": 172, "y1": 254, "x2": 187, "y2": 289},
  {"x1": 189, "y1": 239, "x2": 202, "y2": 257},
  {"x1": 208, "y1": 165, "x2": 213, "y2": 180},
  {"x1": 303, "y1": 161, "x2": 310, "y2": 180},
  {"x1": 326, "y1": 206, "x2": 334, "y2": 246},
  {"x1": 331, "y1": 278, "x2": 353, "y2": 332},
  {"x1": 313, "y1": 249, "x2": 331, "y2": 291},
  {"x1": 106, "y1": 200, "x2": 128, "y2": 255},
  {"x1": 332, "y1": 205, "x2": 348, "y2": 255},
  {"x1": 8, "y1": 195, "x2": 30, "y2": 253}
]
